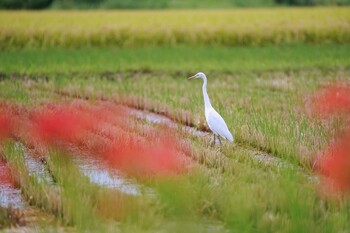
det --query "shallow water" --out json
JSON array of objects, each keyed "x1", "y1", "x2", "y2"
[
  {"x1": 0, "y1": 160, "x2": 26, "y2": 209},
  {"x1": 73, "y1": 155, "x2": 152, "y2": 196},
  {"x1": 0, "y1": 185, "x2": 25, "y2": 209},
  {"x1": 129, "y1": 108, "x2": 207, "y2": 137},
  {"x1": 15, "y1": 143, "x2": 54, "y2": 185}
]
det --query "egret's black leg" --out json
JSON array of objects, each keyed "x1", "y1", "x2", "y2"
[
  {"x1": 218, "y1": 136, "x2": 222, "y2": 146},
  {"x1": 211, "y1": 134, "x2": 216, "y2": 147}
]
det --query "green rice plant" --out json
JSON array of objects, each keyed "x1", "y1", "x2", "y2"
[
  {"x1": 25, "y1": 68, "x2": 347, "y2": 170},
  {"x1": 3, "y1": 142, "x2": 62, "y2": 219},
  {"x1": 0, "y1": 206, "x2": 9, "y2": 228},
  {"x1": 2, "y1": 140, "x2": 168, "y2": 231},
  {"x1": 0, "y1": 45, "x2": 349, "y2": 74}
]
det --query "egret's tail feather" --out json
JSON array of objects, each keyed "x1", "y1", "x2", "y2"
[{"x1": 226, "y1": 132, "x2": 234, "y2": 142}]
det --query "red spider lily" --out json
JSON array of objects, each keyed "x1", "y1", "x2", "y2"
[
  {"x1": 103, "y1": 132, "x2": 185, "y2": 177},
  {"x1": 318, "y1": 128, "x2": 350, "y2": 194},
  {"x1": 31, "y1": 105, "x2": 97, "y2": 144},
  {"x1": 0, "y1": 159, "x2": 15, "y2": 186},
  {"x1": 24, "y1": 100, "x2": 186, "y2": 177},
  {"x1": 310, "y1": 84, "x2": 350, "y2": 194},
  {"x1": 0, "y1": 108, "x2": 13, "y2": 140},
  {"x1": 72, "y1": 121, "x2": 185, "y2": 176},
  {"x1": 311, "y1": 85, "x2": 350, "y2": 117},
  {"x1": 0, "y1": 115, "x2": 11, "y2": 140}
]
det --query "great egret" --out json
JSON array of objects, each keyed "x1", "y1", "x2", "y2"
[{"x1": 188, "y1": 72, "x2": 234, "y2": 145}]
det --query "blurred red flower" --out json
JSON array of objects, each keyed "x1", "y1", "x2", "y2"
[
  {"x1": 28, "y1": 101, "x2": 185, "y2": 177},
  {"x1": 31, "y1": 104, "x2": 99, "y2": 144},
  {"x1": 0, "y1": 159, "x2": 15, "y2": 186},
  {"x1": 311, "y1": 85, "x2": 350, "y2": 116},
  {"x1": 103, "y1": 133, "x2": 184, "y2": 177},
  {"x1": 318, "y1": 128, "x2": 350, "y2": 193},
  {"x1": 0, "y1": 108, "x2": 12, "y2": 140},
  {"x1": 311, "y1": 84, "x2": 350, "y2": 194}
]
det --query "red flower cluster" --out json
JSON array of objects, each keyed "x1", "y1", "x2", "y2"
[
  {"x1": 318, "y1": 129, "x2": 350, "y2": 193},
  {"x1": 0, "y1": 158, "x2": 15, "y2": 187},
  {"x1": 103, "y1": 130, "x2": 184, "y2": 176},
  {"x1": 311, "y1": 85, "x2": 350, "y2": 194},
  {"x1": 28, "y1": 101, "x2": 186, "y2": 177},
  {"x1": 30, "y1": 103, "x2": 98, "y2": 144},
  {"x1": 0, "y1": 107, "x2": 13, "y2": 140},
  {"x1": 311, "y1": 85, "x2": 350, "y2": 116},
  {"x1": 0, "y1": 100, "x2": 187, "y2": 177}
]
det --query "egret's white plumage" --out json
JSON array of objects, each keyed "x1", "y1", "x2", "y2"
[{"x1": 188, "y1": 72, "x2": 234, "y2": 145}]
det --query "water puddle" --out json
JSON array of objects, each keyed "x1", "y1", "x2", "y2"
[
  {"x1": 129, "y1": 108, "x2": 207, "y2": 137},
  {"x1": 0, "y1": 159, "x2": 26, "y2": 209},
  {"x1": 73, "y1": 155, "x2": 153, "y2": 196},
  {"x1": 14, "y1": 143, "x2": 54, "y2": 185}
]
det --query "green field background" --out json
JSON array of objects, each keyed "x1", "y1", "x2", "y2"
[{"x1": 1, "y1": 8, "x2": 350, "y2": 48}]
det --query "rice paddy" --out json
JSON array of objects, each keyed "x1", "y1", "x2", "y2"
[
  {"x1": 0, "y1": 7, "x2": 350, "y2": 48},
  {"x1": 0, "y1": 8, "x2": 350, "y2": 233}
]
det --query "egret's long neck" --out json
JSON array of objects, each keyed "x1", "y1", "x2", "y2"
[{"x1": 202, "y1": 76, "x2": 212, "y2": 109}]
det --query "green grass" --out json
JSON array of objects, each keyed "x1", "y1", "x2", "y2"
[
  {"x1": 1, "y1": 44, "x2": 349, "y2": 74},
  {"x1": 34, "y1": 68, "x2": 349, "y2": 166},
  {"x1": 0, "y1": 206, "x2": 9, "y2": 228}
]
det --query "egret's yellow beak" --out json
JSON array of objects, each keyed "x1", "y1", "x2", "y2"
[{"x1": 188, "y1": 75, "x2": 196, "y2": 80}]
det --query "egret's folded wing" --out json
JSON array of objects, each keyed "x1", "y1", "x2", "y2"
[{"x1": 207, "y1": 109, "x2": 233, "y2": 142}]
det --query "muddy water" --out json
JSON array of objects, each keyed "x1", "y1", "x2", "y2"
[
  {"x1": 0, "y1": 159, "x2": 25, "y2": 209},
  {"x1": 73, "y1": 155, "x2": 153, "y2": 196}
]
